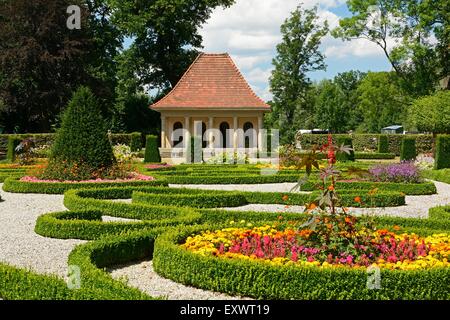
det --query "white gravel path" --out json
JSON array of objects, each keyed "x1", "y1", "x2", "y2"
[
  {"x1": 0, "y1": 183, "x2": 85, "y2": 277},
  {"x1": 108, "y1": 260, "x2": 249, "y2": 300},
  {"x1": 170, "y1": 182, "x2": 308, "y2": 193}
]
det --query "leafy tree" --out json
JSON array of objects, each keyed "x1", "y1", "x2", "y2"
[
  {"x1": 407, "y1": 90, "x2": 450, "y2": 134},
  {"x1": 107, "y1": 0, "x2": 235, "y2": 93},
  {"x1": 312, "y1": 71, "x2": 366, "y2": 133},
  {"x1": 0, "y1": 0, "x2": 122, "y2": 133},
  {"x1": 313, "y1": 80, "x2": 348, "y2": 133},
  {"x1": 332, "y1": 0, "x2": 448, "y2": 96},
  {"x1": 0, "y1": 0, "x2": 93, "y2": 132},
  {"x1": 44, "y1": 87, "x2": 115, "y2": 180},
  {"x1": 269, "y1": 5, "x2": 329, "y2": 144},
  {"x1": 356, "y1": 72, "x2": 410, "y2": 133}
]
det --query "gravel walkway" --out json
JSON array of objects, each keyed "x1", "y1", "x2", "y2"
[
  {"x1": 0, "y1": 183, "x2": 85, "y2": 277},
  {"x1": 108, "y1": 260, "x2": 249, "y2": 300},
  {"x1": 220, "y1": 181, "x2": 450, "y2": 219}
]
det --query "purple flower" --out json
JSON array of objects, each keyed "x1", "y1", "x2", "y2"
[{"x1": 369, "y1": 162, "x2": 421, "y2": 183}]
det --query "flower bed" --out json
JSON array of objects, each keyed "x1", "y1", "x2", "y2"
[{"x1": 182, "y1": 224, "x2": 449, "y2": 270}]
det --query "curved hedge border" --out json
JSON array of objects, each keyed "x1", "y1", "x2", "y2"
[
  {"x1": 354, "y1": 152, "x2": 396, "y2": 159},
  {"x1": 3, "y1": 179, "x2": 447, "y2": 300},
  {"x1": 2, "y1": 177, "x2": 168, "y2": 194},
  {"x1": 153, "y1": 224, "x2": 450, "y2": 300}
]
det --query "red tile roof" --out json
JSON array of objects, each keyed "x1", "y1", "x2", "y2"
[{"x1": 151, "y1": 53, "x2": 270, "y2": 110}]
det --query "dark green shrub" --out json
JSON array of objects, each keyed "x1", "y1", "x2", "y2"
[
  {"x1": 6, "y1": 136, "x2": 21, "y2": 162},
  {"x1": 130, "y1": 132, "x2": 142, "y2": 152},
  {"x1": 354, "y1": 152, "x2": 395, "y2": 159},
  {"x1": 435, "y1": 135, "x2": 450, "y2": 169},
  {"x1": 335, "y1": 137, "x2": 355, "y2": 162},
  {"x1": 378, "y1": 135, "x2": 389, "y2": 153},
  {"x1": 44, "y1": 87, "x2": 115, "y2": 179},
  {"x1": 144, "y1": 135, "x2": 161, "y2": 163},
  {"x1": 400, "y1": 137, "x2": 416, "y2": 161}
]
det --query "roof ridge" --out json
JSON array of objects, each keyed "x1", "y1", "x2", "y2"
[
  {"x1": 225, "y1": 53, "x2": 268, "y2": 106},
  {"x1": 151, "y1": 52, "x2": 270, "y2": 110},
  {"x1": 152, "y1": 53, "x2": 204, "y2": 108}
]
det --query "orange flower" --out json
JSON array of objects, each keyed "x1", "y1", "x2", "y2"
[
  {"x1": 345, "y1": 216, "x2": 352, "y2": 224},
  {"x1": 278, "y1": 215, "x2": 283, "y2": 220},
  {"x1": 307, "y1": 203, "x2": 317, "y2": 210},
  {"x1": 354, "y1": 196, "x2": 361, "y2": 203},
  {"x1": 282, "y1": 195, "x2": 289, "y2": 201},
  {"x1": 328, "y1": 185, "x2": 335, "y2": 191},
  {"x1": 343, "y1": 207, "x2": 349, "y2": 213},
  {"x1": 393, "y1": 225, "x2": 401, "y2": 231}
]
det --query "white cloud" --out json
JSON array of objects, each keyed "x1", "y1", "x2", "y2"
[{"x1": 199, "y1": 0, "x2": 390, "y2": 101}]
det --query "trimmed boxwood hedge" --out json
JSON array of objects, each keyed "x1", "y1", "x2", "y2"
[
  {"x1": 2, "y1": 177, "x2": 167, "y2": 194},
  {"x1": 401, "y1": 137, "x2": 417, "y2": 161},
  {"x1": 378, "y1": 135, "x2": 389, "y2": 153},
  {"x1": 422, "y1": 169, "x2": 450, "y2": 184},
  {"x1": 435, "y1": 135, "x2": 450, "y2": 169},
  {"x1": 2, "y1": 178, "x2": 447, "y2": 300},
  {"x1": 152, "y1": 224, "x2": 450, "y2": 300},
  {"x1": 144, "y1": 135, "x2": 161, "y2": 163},
  {"x1": 354, "y1": 152, "x2": 395, "y2": 159}
]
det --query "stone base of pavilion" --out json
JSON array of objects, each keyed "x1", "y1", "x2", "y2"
[{"x1": 160, "y1": 148, "x2": 277, "y2": 165}]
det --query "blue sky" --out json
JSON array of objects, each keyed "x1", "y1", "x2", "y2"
[{"x1": 198, "y1": 0, "x2": 393, "y2": 100}]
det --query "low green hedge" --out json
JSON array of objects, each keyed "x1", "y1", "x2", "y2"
[
  {"x1": 354, "y1": 152, "x2": 396, "y2": 159},
  {"x1": 332, "y1": 181, "x2": 437, "y2": 195},
  {"x1": 2, "y1": 177, "x2": 167, "y2": 194},
  {"x1": 422, "y1": 169, "x2": 450, "y2": 184},
  {"x1": 5, "y1": 178, "x2": 446, "y2": 300},
  {"x1": 153, "y1": 224, "x2": 450, "y2": 299}
]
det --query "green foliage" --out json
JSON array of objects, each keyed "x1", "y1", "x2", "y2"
[
  {"x1": 422, "y1": 169, "x2": 450, "y2": 184},
  {"x1": 144, "y1": 135, "x2": 161, "y2": 163},
  {"x1": 335, "y1": 137, "x2": 355, "y2": 161},
  {"x1": 354, "y1": 152, "x2": 395, "y2": 160},
  {"x1": 130, "y1": 132, "x2": 142, "y2": 152},
  {"x1": 408, "y1": 91, "x2": 450, "y2": 134},
  {"x1": 3, "y1": 177, "x2": 167, "y2": 194},
  {"x1": 153, "y1": 223, "x2": 450, "y2": 299},
  {"x1": 378, "y1": 135, "x2": 389, "y2": 153},
  {"x1": 400, "y1": 137, "x2": 417, "y2": 161},
  {"x1": 44, "y1": 87, "x2": 115, "y2": 180},
  {"x1": 356, "y1": 72, "x2": 409, "y2": 133},
  {"x1": 268, "y1": 5, "x2": 328, "y2": 144},
  {"x1": 435, "y1": 135, "x2": 450, "y2": 169},
  {"x1": 332, "y1": 0, "x2": 446, "y2": 96},
  {"x1": 298, "y1": 133, "x2": 433, "y2": 155},
  {"x1": 312, "y1": 71, "x2": 366, "y2": 133},
  {"x1": 6, "y1": 136, "x2": 21, "y2": 162}
]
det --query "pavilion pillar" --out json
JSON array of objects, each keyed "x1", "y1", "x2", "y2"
[
  {"x1": 184, "y1": 116, "x2": 191, "y2": 148},
  {"x1": 208, "y1": 116, "x2": 214, "y2": 148},
  {"x1": 161, "y1": 116, "x2": 166, "y2": 148},
  {"x1": 233, "y1": 116, "x2": 238, "y2": 149},
  {"x1": 258, "y1": 115, "x2": 263, "y2": 151}
]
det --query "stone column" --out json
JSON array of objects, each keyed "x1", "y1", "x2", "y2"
[
  {"x1": 233, "y1": 116, "x2": 238, "y2": 149},
  {"x1": 258, "y1": 115, "x2": 263, "y2": 151},
  {"x1": 161, "y1": 116, "x2": 166, "y2": 148},
  {"x1": 208, "y1": 116, "x2": 214, "y2": 148},
  {"x1": 184, "y1": 116, "x2": 191, "y2": 147}
]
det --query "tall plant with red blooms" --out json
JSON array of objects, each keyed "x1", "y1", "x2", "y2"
[{"x1": 295, "y1": 133, "x2": 353, "y2": 214}]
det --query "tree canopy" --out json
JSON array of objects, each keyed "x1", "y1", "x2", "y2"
[
  {"x1": 408, "y1": 90, "x2": 450, "y2": 134},
  {"x1": 268, "y1": 5, "x2": 329, "y2": 144}
]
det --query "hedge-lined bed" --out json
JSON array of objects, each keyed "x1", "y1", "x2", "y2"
[
  {"x1": 2, "y1": 177, "x2": 168, "y2": 194},
  {"x1": 423, "y1": 169, "x2": 450, "y2": 184},
  {"x1": 152, "y1": 223, "x2": 450, "y2": 299},
  {"x1": 2, "y1": 180, "x2": 448, "y2": 300}
]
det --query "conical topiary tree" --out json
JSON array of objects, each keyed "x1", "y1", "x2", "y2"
[{"x1": 44, "y1": 86, "x2": 115, "y2": 180}]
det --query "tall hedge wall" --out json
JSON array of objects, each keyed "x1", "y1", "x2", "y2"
[{"x1": 297, "y1": 134, "x2": 433, "y2": 155}]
